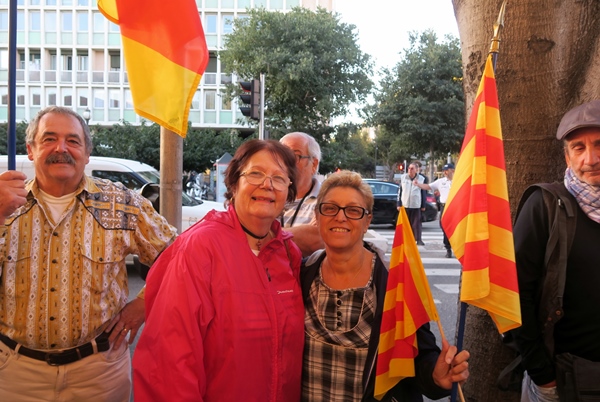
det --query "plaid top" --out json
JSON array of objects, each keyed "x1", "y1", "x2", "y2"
[{"x1": 302, "y1": 256, "x2": 376, "y2": 402}]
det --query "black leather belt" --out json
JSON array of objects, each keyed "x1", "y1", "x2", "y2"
[{"x1": 0, "y1": 332, "x2": 110, "y2": 366}]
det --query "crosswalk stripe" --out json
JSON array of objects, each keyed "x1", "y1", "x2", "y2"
[{"x1": 434, "y1": 284, "x2": 459, "y2": 294}]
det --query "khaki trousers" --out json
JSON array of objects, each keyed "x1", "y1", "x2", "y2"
[{"x1": 0, "y1": 339, "x2": 131, "y2": 402}]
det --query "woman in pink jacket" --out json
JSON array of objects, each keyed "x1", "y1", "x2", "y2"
[{"x1": 133, "y1": 140, "x2": 304, "y2": 401}]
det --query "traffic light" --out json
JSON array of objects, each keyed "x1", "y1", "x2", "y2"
[{"x1": 239, "y1": 79, "x2": 260, "y2": 121}]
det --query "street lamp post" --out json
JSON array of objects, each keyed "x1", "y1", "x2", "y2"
[{"x1": 83, "y1": 107, "x2": 91, "y2": 126}]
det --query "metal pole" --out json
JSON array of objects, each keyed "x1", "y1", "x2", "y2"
[
  {"x1": 7, "y1": 0, "x2": 17, "y2": 169},
  {"x1": 259, "y1": 73, "x2": 265, "y2": 139}
]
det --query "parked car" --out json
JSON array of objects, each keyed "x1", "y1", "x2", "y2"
[
  {"x1": 363, "y1": 179, "x2": 437, "y2": 227},
  {"x1": 1, "y1": 155, "x2": 225, "y2": 276}
]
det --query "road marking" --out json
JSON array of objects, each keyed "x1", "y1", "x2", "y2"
[
  {"x1": 425, "y1": 269, "x2": 461, "y2": 276},
  {"x1": 434, "y1": 284, "x2": 459, "y2": 294}
]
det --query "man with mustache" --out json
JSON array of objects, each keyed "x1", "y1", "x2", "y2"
[
  {"x1": 512, "y1": 100, "x2": 600, "y2": 402},
  {"x1": 0, "y1": 106, "x2": 177, "y2": 401}
]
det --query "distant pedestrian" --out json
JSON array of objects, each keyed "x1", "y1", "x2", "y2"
[
  {"x1": 414, "y1": 163, "x2": 455, "y2": 257},
  {"x1": 397, "y1": 162, "x2": 427, "y2": 245}
]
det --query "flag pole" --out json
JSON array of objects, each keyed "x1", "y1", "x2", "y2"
[
  {"x1": 6, "y1": 0, "x2": 17, "y2": 169},
  {"x1": 450, "y1": 1, "x2": 507, "y2": 401}
]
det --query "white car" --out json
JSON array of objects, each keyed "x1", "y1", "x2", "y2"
[{"x1": 1, "y1": 155, "x2": 226, "y2": 271}]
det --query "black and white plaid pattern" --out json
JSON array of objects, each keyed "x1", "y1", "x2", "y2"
[{"x1": 302, "y1": 257, "x2": 376, "y2": 401}]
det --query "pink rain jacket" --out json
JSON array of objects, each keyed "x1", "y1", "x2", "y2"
[{"x1": 133, "y1": 206, "x2": 304, "y2": 401}]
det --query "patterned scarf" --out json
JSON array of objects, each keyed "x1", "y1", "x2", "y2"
[{"x1": 564, "y1": 167, "x2": 600, "y2": 224}]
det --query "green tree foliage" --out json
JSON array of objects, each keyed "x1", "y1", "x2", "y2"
[
  {"x1": 0, "y1": 122, "x2": 29, "y2": 155},
  {"x1": 91, "y1": 120, "x2": 243, "y2": 173},
  {"x1": 219, "y1": 7, "x2": 374, "y2": 138},
  {"x1": 320, "y1": 123, "x2": 374, "y2": 176},
  {"x1": 369, "y1": 30, "x2": 464, "y2": 165}
]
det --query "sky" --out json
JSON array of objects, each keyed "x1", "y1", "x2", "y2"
[{"x1": 334, "y1": 0, "x2": 460, "y2": 72}]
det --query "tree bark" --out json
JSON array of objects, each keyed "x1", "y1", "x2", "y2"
[{"x1": 451, "y1": 0, "x2": 600, "y2": 400}]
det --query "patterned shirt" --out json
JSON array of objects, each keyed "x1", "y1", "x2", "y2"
[
  {"x1": 302, "y1": 256, "x2": 376, "y2": 402},
  {"x1": 281, "y1": 178, "x2": 321, "y2": 227},
  {"x1": 0, "y1": 176, "x2": 177, "y2": 350}
]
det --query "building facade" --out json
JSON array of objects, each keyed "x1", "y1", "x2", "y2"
[{"x1": 0, "y1": 0, "x2": 333, "y2": 128}]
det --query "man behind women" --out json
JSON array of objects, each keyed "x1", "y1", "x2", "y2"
[
  {"x1": 133, "y1": 140, "x2": 305, "y2": 401},
  {"x1": 397, "y1": 162, "x2": 427, "y2": 245},
  {"x1": 0, "y1": 106, "x2": 177, "y2": 401},
  {"x1": 280, "y1": 131, "x2": 325, "y2": 256},
  {"x1": 301, "y1": 170, "x2": 469, "y2": 401},
  {"x1": 413, "y1": 163, "x2": 455, "y2": 258}
]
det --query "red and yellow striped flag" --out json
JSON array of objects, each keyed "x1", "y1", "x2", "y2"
[
  {"x1": 98, "y1": 0, "x2": 209, "y2": 137},
  {"x1": 441, "y1": 54, "x2": 521, "y2": 334},
  {"x1": 374, "y1": 207, "x2": 439, "y2": 400}
]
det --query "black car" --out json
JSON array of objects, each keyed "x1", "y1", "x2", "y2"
[{"x1": 363, "y1": 179, "x2": 438, "y2": 226}]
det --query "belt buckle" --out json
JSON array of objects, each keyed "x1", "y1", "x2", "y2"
[{"x1": 45, "y1": 351, "x2": 64, "y2": 366}]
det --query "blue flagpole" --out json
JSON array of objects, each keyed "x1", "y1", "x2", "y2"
[{"x1": 7, "y1": 0, "x2": 17, "y2": 169}]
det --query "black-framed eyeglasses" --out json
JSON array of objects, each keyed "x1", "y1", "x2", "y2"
[
  {"x1": 318, "y1": 203, "x2": 370, "y2": 220},
  {"x1": 294, "y1": 154, "x2": 312, "y2": 163},
  {"x1": 240, "y1": 170, "x2": 291, "y2": 191}
]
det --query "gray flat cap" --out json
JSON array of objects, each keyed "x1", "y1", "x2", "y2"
[{"x1": 556, "y1": 100, "x2": 600, "y2": 140}]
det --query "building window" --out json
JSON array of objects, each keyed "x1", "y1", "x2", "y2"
[
  {"x1": 29, "y1": 52, "x2": 41, "y2": 70},
  {"x1": 222, "y1": 15, "x2": 234, "y2": 35},
  {"x1": 124, "y1": 89, "x2": 133, "y2": 109},
  {"x1": 220, "y1": 94, "x2": 231, "y2": 110},
  {"x1": 77, "y1": 0, "x2": 89, "y2": 5},
  {"x1": 109, "y1": 21, "x2": 119, "y2": 32},
  {"x1": 109, "y1": 89, "x2": 120, "y2": 108},
  {"x1": 0, "y1": 50, "x2": 7, "y2": 70},
  {"x1": 31, "y1": 89, "x2": 41, "y2": 106},
  {"x1": 77, "y1": 11, "x2": 88, "y2": 32},
  {"x1": 93, "y1": 12, "x2": 104, "y2": 32},
  {"x1": 0, "y1": 11, "x2": 9, "y2": 32},
  {"x1": 78, "y1": 88, "x2": 88, "y2": 107},
  {"x1": 61, "y1": 12, "x2": 72, "y2": 32},
  {"x1": 63, "y1": 88, "x2": 72, "y2": 106},
  {"x1": 16, "y1": 88, "x2": 25, "y2": 105},
  {"x1": 45, "y1": 11, "x2": 57, "y2": 32},
  {"x1": 48, "y1": 90, "x2": 57, "y2": 105},
  {"x1": 17, "y1": 11, "x2": 24, "y2": 31},
  {"x1": 61, "y1": 53, "x2": 72, "y2": 71},
  {"x1": 77, "y1": 53, "x2": 88, "y2": 70},
  {"x1": 205, "y1": 14, "x2": 217, "y2": 34},
  {"x1": 1, "y1": 93, "x2": 8, "y2": 105},
  {"x1": 191, "y1": 91, "x2": 200, "y2": 110},
  {"x1": 205, "y1": 90, "x2": 216, "y2": 110},
  {"x1": 61, "y1": 0, "x2": 73, "y2": 5},
  {"x1": 45, "y1": 0, "x2": 57, "y2": 5},
  {"x1": 30, "y1": 11, "x2": 41, "y2": 31},
  {"x1": 93, "y1": 89, "x2": 105, "y2": 108}
]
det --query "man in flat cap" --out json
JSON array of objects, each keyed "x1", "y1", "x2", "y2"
[
  {"x1": 413, "y1": 163, "x2": 455, "y2": 257},
  {"x1": 511, "y1": 100, "x2": 600, "y2": 401}
]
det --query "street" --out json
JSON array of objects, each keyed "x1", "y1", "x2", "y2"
[{"x1": 125, "y1": 219, "x2": 461, "y2": 399}]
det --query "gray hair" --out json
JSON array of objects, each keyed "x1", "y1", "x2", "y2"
[
  {"x1": 26, "y1": 106, "x2": 92, "y2": 155},
  {"x1": 280, "y1": 132, "x2": 321, "y2": 169}
]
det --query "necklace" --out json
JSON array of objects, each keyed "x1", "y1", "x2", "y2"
[{"x1": 241, "y1": 224, "x2": 269, "y2": 250}]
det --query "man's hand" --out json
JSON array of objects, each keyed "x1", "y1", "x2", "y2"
[
  {"x1": 105, "y1": 297, "x2": 145, "y2": 349},
  {"x1": 0, "y1": 171, "x2": 28, "y2": 224},
  {"x1": 432, "y1": 338, "x2": 470, "y2": 390}
]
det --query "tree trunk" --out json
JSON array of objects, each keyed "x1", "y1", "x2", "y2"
[{"x1": 451, "y1": 0, "x2": 600, "y2": 400}]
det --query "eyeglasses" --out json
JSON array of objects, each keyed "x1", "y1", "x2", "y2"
[
  {"x1": 318, "y1": 203, "x2": 370, "y2": 220},
  {"x1": 240, "y1": 170, "x2": 291, "y2": 191},
  {"x1": 294, "y1": 154, "x2": 312, "y2": 163}
]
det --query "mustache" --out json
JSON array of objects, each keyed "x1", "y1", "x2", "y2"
[{"x1": 46, "y1": 153, "x2": 75, "y2": 165}]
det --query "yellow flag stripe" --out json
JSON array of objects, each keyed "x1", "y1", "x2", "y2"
[{"x1": 122, "y1": 36, "x2": 201, "y2": 135}]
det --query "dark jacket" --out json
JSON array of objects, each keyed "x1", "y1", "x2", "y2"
[{"x1": 301, "y1": 243, "x2": 449, "y2": 402}]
